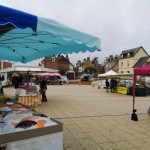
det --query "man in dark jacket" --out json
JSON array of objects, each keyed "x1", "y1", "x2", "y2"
[
  {"x1": 105, "y1": 79, "x2": 109, "y2": 92},
  {"x1": 40, "y1": 78, "x2": 47, "y2": 102}
]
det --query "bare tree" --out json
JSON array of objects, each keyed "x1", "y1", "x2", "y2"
[{"x1": 92, "y1": 57, "x2": 100, "y2": 67}]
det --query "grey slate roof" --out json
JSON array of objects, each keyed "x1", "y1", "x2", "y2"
[
  {"x1": 119, "y1": 46, "x2": 149, "y2": 59},
  {"x1": 122, "y1": 46, "x2": 141, "y2": 55},
  {"x1": 133, "y1": 56, "x2": 149, "y2": 68}
]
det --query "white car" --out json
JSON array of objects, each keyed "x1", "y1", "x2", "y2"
[
  {"x1": 119, "y1": 80, "x2": 133, "y2": 87},
  {"x1": 60, "y1": 76, "x2": 69, "y2": 84}
]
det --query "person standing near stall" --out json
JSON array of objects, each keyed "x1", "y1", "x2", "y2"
[
  {"x1": 105, "y1": 79, "x2": 110, "y2": 92},
  {"x1": 113, "y1": 79, "x2": 118, "y2": 93},
  {"x1": 110, "y1": 78, "x2": 115, "y2": 92},
  {"x1": 40, "y1": 77, "x2": 47, "y2": 102}
]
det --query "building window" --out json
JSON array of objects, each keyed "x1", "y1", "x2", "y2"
[
  {"x1": 127, "y1": 71, "x2": 130, "y2": 73},
  {"x1": 121, "y1": 62, "x2": 123, "y2": 68},
  {"x1": 106, "y1": 64, "x2": 108, "y2": 68},
  {"x1": 52, "y1": 57, "x2": 55, "y2": 62},
  {"x1": 127, "y1": 53, "x2": 130, "y2": 57},
  {"x1": 127, "y1": 61, "x2": 130, "y2": 67},
  {"x1": 121, "y1": 71, "x2": 123, "y2": 74},
  {"x1": 109, "y1": 64, "x2": 111, "y2": 69}
]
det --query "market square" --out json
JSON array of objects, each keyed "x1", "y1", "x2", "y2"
[
  {"x1": 1, "y1": 1, "x2": 150, "y2": 150},
  {"x1": 4, "y1": 84, "x2": 150, "y2": 150}
]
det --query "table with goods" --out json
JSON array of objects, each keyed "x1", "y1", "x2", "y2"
[{"x1": 0, "y1": 101, "x2": 63, "y2": 150}]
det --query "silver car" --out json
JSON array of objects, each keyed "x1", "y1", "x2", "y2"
[{"x1": 59, "y1": 76, "x2": 69, "y2": 84}]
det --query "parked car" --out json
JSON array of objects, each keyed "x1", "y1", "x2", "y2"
[
  {"x1": 59, "y1": 76, "x2": 69, "y2": 84},
  {"x1": 46, "y1": 75, "x2": 69, "y2": 85},
  {"x1": 118, "y1": 80, "x2": 133, "y2": 87},
  {"x1": 80, "y1": 74, "x2": 94, "y2": 82},
  {"x1": 81, "y1": 76, "x2": 89, "y2": 81}
]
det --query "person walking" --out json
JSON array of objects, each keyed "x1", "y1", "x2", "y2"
[
  {"x1": 40, "y1": 77, "x2": 47, "y2": 102},
  {"x1": 105, "y1": 79, "x2": 110, "y2": 92},
  {"x1": 113, "y1": 79, "x2": 118, "y2": 93},
  {"x1": 110, "y1": 78, "x2": 114, "y2": 92}
]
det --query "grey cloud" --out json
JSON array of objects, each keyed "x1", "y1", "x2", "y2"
[{"x1": 1, "y1": 0, "x2": 150, "y2": 65}]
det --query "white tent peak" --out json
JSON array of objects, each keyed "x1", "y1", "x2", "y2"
[{"x1": 98, "y1": 70, "x2": 117, "y2": 77}]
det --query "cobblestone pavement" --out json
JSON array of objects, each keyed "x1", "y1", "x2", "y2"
[{"x1": 5, "y1": 85, "x2": 150, "y2": 150}]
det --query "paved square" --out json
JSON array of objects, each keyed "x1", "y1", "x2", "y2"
[{"x1": 4, "y1": 84, "x2": 150, "y2": 150}]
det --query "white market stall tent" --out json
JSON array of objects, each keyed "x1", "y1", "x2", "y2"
[{"x1": 98, "y1": 70, "x2": 118, "y2": 78}]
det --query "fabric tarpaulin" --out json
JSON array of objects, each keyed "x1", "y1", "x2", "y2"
[
  {"x1": 98, "y1": 70, "x2": 118, "y2": 78},
  {"x1": 0, "y1": 5, "x2": 101, "y2": 63}
]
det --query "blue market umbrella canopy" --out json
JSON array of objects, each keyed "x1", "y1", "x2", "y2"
[{"x1": 0, "y1": 5, "x2": 101, "y2": 63}]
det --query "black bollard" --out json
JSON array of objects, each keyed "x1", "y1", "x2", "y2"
[{"x1": 131, "y1": 109, "x2": 138, "y2": 121}]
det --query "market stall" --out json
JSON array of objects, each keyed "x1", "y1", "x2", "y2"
[
  {"x1": 132, "y1": 64, "x2": 150, "y2": 111},
  {"x1": 99, "y1": 72, "x2": 133, "y2": 95},
  {"x1": 0, "y1": 103, "x2": 63, "y2": 149},
  {"x1": 97, "y1": 70, "x2": 117, "y2": 88},
  {"x1": 0, "y1": 5, "x2": 100, "y2": 150},
  {"x1": 116, "y1": 79, "x2": 133, "y2": 95},
  {"x1": 0, "y1": 66, "x2": 59, "y2": 86}
]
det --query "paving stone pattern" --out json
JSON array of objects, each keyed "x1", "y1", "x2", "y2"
[{"x1": 5, "y1": 85, "x2": 150, "y2": 150}]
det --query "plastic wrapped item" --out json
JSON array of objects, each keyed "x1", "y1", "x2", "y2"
[
  {"x1": 0, "y1": 104, "x2": 63, "y2": 150},
  {"x1": 6, "y1": 132, "x2": 63, "y2": 150},
  {"x1": 15, "y1": 89, "x2": 26, "y2": 97}
]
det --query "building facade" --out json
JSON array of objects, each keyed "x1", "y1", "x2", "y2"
[
  {"x1": 41, "y1": 55, "x2": 70, "y2": 75},
  {"x1": 118, "y1": 46, "x2": 150, "y2": 74},
  {"x1": 0, "y1": 61, "x2": 13, "y2": 70},
  {"x1": 82, "y1": 57, "x2": 94, "y2": 70},
  {"x1": 104, "y1": 55, "x2": 119, "y2": 72}
]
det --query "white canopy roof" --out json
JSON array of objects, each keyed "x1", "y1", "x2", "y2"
[
  {"x1": 0, "y1": 66, "x2": 59, "y2": 73},
  {"x1": 98, "y1": 70, "x2": 118, "y2": 77}
]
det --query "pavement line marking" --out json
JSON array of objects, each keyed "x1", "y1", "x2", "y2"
[{"x1": 54, "y1": 112, "x2": 147, "y2": 119}]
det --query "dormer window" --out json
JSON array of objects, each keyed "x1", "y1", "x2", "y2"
[{"x1": 115, "y1": 55, "x2": 118, "y2": 60}]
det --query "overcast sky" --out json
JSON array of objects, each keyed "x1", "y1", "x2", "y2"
[{"x1": 1, "y1": 0, "x2": 150, "y2": 66}]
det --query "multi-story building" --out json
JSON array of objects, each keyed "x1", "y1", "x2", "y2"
[
  {"x1": 118, "y1": 46, "x2": 150, "y2": 74},
  {"x1": 82, "y1": 57, "x2": 94, "y2": 70},
  {"x1": 81, "y1": 57, "x2": 104, "y2": 76},
  {"x1": 41, "y1": 55, "x2": 70, "y2": 74},
  {"x1": 0, "y1": 61, "x2": 13, "y2": 70},
  {"x1": 104, "y1": 55, "x2": 119, "y2": 72}
]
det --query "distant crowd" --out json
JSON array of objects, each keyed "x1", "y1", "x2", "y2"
[{"x1": 105, "y1": 78, "x2": 118, "y2": 93}]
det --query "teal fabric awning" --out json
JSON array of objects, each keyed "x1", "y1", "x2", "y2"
[{"x1": 0, "y1": 5, "x2": 101, "y2": 63}]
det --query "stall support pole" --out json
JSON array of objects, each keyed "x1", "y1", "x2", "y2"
[{"x1": 131, "y1": 74, "x2": 138, "y2": 121}]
